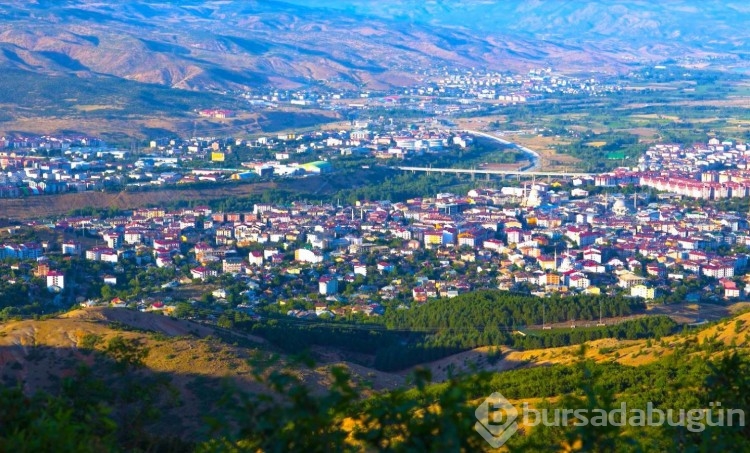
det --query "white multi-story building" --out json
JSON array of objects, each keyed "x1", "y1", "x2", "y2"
[
  {"x1": 319, "y1": 276, "x2": 338, "y2": 295},
  {"x1": 46, "y1": 270, "x2": 65, "y2": 290},
  {"x1": 295, "y1": 248, "x2": 325, "y2": 264}
]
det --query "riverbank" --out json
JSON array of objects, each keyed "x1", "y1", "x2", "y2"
[{"x1": 464, "y1": 129, "x2": 541, "y2": 172}]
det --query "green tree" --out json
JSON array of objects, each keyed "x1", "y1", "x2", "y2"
[
  {"x1": 100, "y1": 285, "x2": 113, "y2": 301},
  {"x1": 104, "y1": 336, "x2": 149, "y2": 372}
]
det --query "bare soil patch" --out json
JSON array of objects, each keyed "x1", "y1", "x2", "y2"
[{"x1": 0, "y1": 182, "x2": 276, "y2": 220}]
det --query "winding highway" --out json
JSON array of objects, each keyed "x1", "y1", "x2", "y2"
[
  {"x1": 464, "y1": 129, "x2": 542, "y2": 172},
  {"x1": 394, "y1": 129, "x2": 595, "y2": 178}
]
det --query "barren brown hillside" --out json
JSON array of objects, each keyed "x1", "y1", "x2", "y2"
[
  {"x1": 0, "y1": 183, "x2": 275, "y2": 220},
  {"x1": 2, "y1": 0, "x2": 746, "y2": 97},
  {"x1": 0, "y1": 307, "x2": 406, "y2": 393}
]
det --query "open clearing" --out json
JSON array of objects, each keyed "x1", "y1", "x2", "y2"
[
  {"x1": 509, "y1": 134, "x2": 581, "y2": 171},
  {"x1": 0, "y1": 183, "x2": 276, "y2": 220},
  {"x1": 73, "y1": 104, "x2": 125, "y2": 112},
  {"x1": 630, "y1": 113, "x2": 681, "y2": 121}
]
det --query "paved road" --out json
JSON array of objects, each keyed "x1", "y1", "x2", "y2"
[
  {"x1": 393, "y1": 166, "x2": 595, "y2": 178},
  {"x1": 463, "y1": 129, "x2": 542, "y2": 172}
]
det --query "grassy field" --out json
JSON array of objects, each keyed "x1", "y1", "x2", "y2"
[{"x1": 513, "y1": 135, "x2": 582, "y2": 171}]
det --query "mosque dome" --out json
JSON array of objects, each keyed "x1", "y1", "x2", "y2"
[
  {"x1": 612, "y1": 198, "x2": 629, "y2": 216},
  {"x1": 525, "y1": 188, "x2": 542, "y2": 207}
]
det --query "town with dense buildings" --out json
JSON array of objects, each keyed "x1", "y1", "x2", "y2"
[
  {"x1": 6, "y1": 3, "x2": 750, "y2": 449},
  {"x1": 4, "y1": 127, "x2": 750, "y2": 202},
  {"x1": 2, "y1": 68, "x2": 750, "y2": 320},
  {"x1": 3, "y1": 147, "x2": 750, "y2": 320},
  {"x1": 240, "y1": 66, "x2": 622, "y2": 111},
  {"x1": 0, "y1": 125, "x2": 474, "y2": 197}
]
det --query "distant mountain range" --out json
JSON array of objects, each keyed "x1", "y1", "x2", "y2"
[{"x1": 0, "y1": 0, "x2": 748, "y2": 92}]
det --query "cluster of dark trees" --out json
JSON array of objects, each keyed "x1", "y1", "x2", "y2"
[
  {"x1": 371, "y1": 316, "x2": 676, "y2": 372},
  {"x1": 0, "y1": 282, "x2": 34, "y2": 320},
  {"x1": 231, "y1": 290, "x2": 676, "y2": 372},
  {"x1": 381, "y1": 290, "x2": 643, "y2": 330}
]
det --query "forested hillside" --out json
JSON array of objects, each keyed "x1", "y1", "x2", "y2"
[{"x1": 238, "y1": 290, "x2": 676, "y2": 371}]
